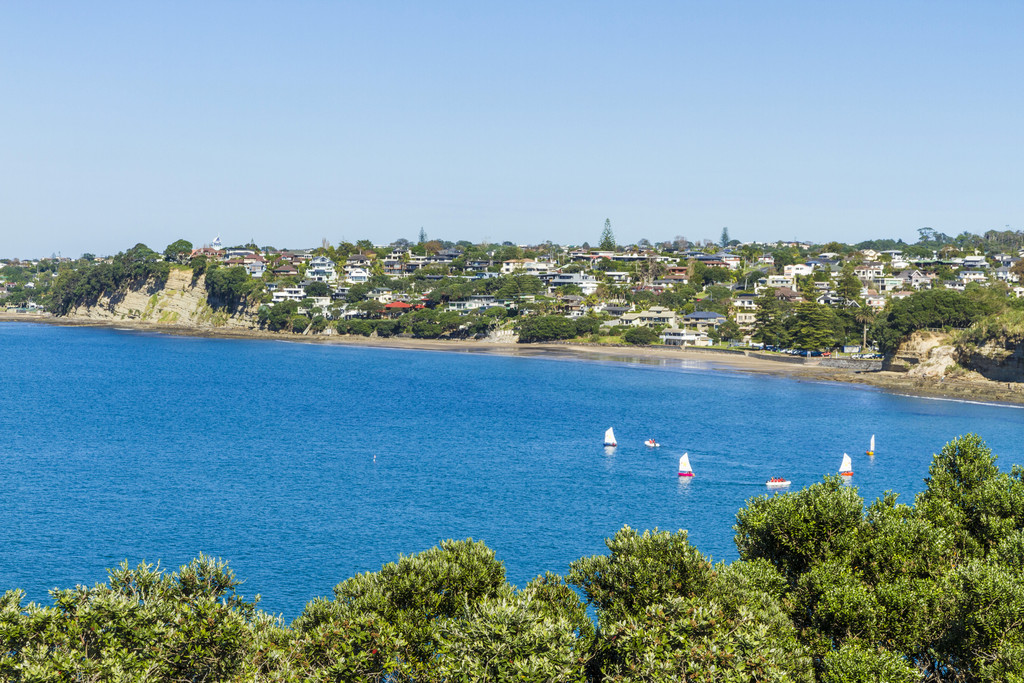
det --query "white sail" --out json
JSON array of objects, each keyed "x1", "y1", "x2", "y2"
[
  {"x1": 678, "y1": 453, "x2": 692, "y2": 473},
  {"x1": 869, "y1": 434, "x2": 875, "y2": 451},
  {"x1": 604, "y1": 427, "x2": 617, "y2": 446},
  {"x1": 840, "y1": 453, "x2": 853, "y2": 473}
]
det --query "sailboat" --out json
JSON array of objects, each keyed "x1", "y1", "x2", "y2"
[
  {"x1": 603, "y1": 427, "x2": 617, "y2": 447},
  {"x1": 840, "y1": 452, "x2": 853, "y2": 477},
  {"x1": 678, "y1": 453, "x2": 693, "y2": 477},
  {"x1": 866, "y1": 434, "x2": 875, "y2": 456}
]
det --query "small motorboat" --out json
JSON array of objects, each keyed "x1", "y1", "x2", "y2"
[
  {"x1": 866, "y1": 434, "x2": 875, "y2": 456},
  {"x1": 766, "y1": 477, "x2": 791, "y2": 488},
  {"x1": 604, "y1": 427, "x2": 617, "y2": 447},
  {"x1": 678, "y1": 453, "x2": 693, "y2": 477},
  {"x1": 840, "y1": 453, "x2": 853, "y2": 477},
  {"x1": 645, "y1": 438, "x2": 660, "y2": 448}
]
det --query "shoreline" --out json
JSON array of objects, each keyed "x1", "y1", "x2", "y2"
[{"x1": 4, "y1": 312, "x2": 1024, "y2": 407}]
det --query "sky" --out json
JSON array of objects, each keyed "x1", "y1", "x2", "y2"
[{"x1": 2, "y1": 2, "x2": 1023, "y2": 258}]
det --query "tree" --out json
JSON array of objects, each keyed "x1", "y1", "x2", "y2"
[
  {"x1": 163, "y1": 239, "x2": 193, "y2": 263},
  {"x1": 753, "y1": 295, "x2": 792, "y2": 346},
  {"x1": 720, "y1": 227, "x2": 730, "y2": 248},
  {"x1": 623, "y1": 326, "x2": 658, "y2": 345},
  {"x1": 870, "y1": 289, "x2": 998, "y2": 354},
  {"x1": 304, "y1": 281, "x2": 330, "y2": 298},
  {"x1": 418, "y1": 227, "x2": 427, "y2": 244},
  {"x1": 789, "y1": 303, "x2": 840, "y2": 350},
  {"x1": 599, "y1": 219, "x2": 616, "y2": 251},
  {"x1": 516, "y1": 315, "x2": 579, "y2": 343},
  {"x1": 719, "y1": 318, "x2": 741, "y2": 342},
  {"x1": 836, "y1": 265, "x2": 863, "y2": 303}
]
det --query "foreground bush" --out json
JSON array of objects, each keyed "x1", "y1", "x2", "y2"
[{"x1": 3, "y1": 434, "x2": 1024, "y2": 681}]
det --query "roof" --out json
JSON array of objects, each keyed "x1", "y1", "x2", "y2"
[
  {"x1": 684, "y1": 311, "x2": 725, "y2": 319},
  {"x1": 384, "y1": 301, "x2": 412, "y2": 309}
]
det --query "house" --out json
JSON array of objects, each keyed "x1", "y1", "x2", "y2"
[
  {"x1": 383, "y1": 301, "x2": 413, "y2": 318},
  {"x1": 306, "y1": 256, "x2": 338, "y2": 283},
  {"x1": 733, "y1": 293, "x2": 758, "y2": 310},
  {"x1": 854, "y1": 263, "x2": 885, "y2": 279},
  {"x1": 864, "y1": 290, "x2": 886, "y2": 309},
  {"x1": 896, "y1": 269, "x2": 933, "y2": 290},
  {"x1": 660, "y1": 328, "x2": 712, "y2": 347},
  {"x1": 783, "y1": 263, "x2": 814, "y2": 277},
  {"x1": 639, "y1": 306, "x2": 677, "y2": 327},
  {"x1": 872, "y1": 277, "x2": 904, "y2": 292},
  {"x1": 604, "y1": 271, "x2": 631, "y2": 284},
  {"x1": 766, "y1": 275, "x2": 795, "y2": 289},
  {"x1": 548, "y1": 272, "x2": 599, "y2": 296},
  {"x1": 447, "y1": 299, "x2": 487, "y2": 312},
  {"x1": 721, "y1": 254, "x2": 742, "y2": 270},
  {"x1": 773, "y1": 287, "x2": 803, "y2": 303},
  {"x1": 271, "y1": 286, "x2": 306, "y2": 303},
  {"x1": 346, "y1": 267, "x2": 370, "y2": 284},
  {"x1": 245, "y1": 260, "x2": 267, "y2": 278},
  {"x1": 501, "y1": 259, "x2": 552, "y2": 275},
  {"x1": 994, "y1": 266, "x2": 1020, "y2": 283},
  {"x1": 346, "y1": 254, "x2": 372, "y2": 269},
  {"x1": 369, "y1": 288, "x2": 394, "y2": 304},
  {"x1": 735, "y1": 311, "x2": 756, "y2": 327},
  {"x1": 958, "y1": 270, "x2": 988, "y2": 284},
  {"x1": 681, "y1": 311, "x2": 726, "y2": 332},
  {"x1": 273, "y1": 264, "x2": 298, "y2": 277}
]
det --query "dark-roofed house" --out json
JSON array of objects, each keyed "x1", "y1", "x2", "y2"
[{"x1": 682, "y1": 311, "x2": 726, "y2": 333}]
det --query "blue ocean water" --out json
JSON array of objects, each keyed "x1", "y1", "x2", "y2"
[{"x1": 1, "y1": 322, "x2": 1022, "y2": 620}]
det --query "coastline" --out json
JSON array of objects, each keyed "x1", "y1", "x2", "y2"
[{"x1": 4, "y1": 312, "x2": 1023, "y2": 407}]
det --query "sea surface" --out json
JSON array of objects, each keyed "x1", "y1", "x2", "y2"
[{"x1": 2, "y1": 322, "x2": 1022, "y2": 620}]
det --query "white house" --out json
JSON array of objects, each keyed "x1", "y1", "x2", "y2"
[
  {"x1": 783, "y1": 263, "x2": 814, "y2": 277},
  {"x1": 548, "y1": 272, "x2": 599, "y2": 295},
  {"x1": 660, "y1": 328, "x2": 712, "y2": 347},
  {"x1": 306, "y1": 256, "x2": 338, "y2": 284},
  {"x1": 271, "y1": 287, "x2": 306, "y2": 303}
]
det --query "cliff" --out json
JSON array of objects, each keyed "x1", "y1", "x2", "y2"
[
  {"x1": 883, "y1": 328, "x2": 1024, "y2": 383},
  {"x1": 66, "y1": 268, "x2": 258, "y2": 330}
]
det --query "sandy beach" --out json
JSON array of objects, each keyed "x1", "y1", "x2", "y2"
[{"x1": 4, "y1": 312, "x2": 1023, "y2": 407}]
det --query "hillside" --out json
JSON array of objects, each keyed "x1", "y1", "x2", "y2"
[{"x1": 64, "y1": 268, "x2": 257, "y2": 330}]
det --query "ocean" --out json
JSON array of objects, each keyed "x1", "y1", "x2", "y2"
[{"x1": 2, "y1": 322, "x2": 1022, "y2": 620}]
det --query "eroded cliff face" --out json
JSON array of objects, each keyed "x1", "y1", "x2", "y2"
[
  {"x1": 884, "y1": 329, "x2": 1024, "y2": 383},
  {"x1": 883, "y1": 330, "x2": 952, "y2": 373},
  {"x1": 958, "y1": 338, "x2": 1024, "y2": 382},
  {"x1": 66, "y1": 268, "x2": 258, "y2": 329}
]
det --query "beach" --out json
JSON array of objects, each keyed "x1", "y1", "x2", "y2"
[{"x1": 4, "y1": 312, "x2": 1023, "y2": 406}]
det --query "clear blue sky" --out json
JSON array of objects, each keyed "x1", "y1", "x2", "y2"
[{"x1": 2, "y1": 2, "x2": 1022, "y2": 258}]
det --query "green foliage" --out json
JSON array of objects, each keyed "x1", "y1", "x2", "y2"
[
  {"x1": 0, "y1": 555, "x2": 280, "y2": 682},
  {"x1": 871, "y1": 289, "x2": 999, "y2": 354},
  {"x1": 735, "y1": 476, "x2": 865, "y2": 584},
  {"x1": 569, "y1": 528, "x2": 813, "y2": 681},
  {"x1": 47, "y1": 243, "x2": 171, "y2": 315},
  {"x1": 789, "y1": 303, "x2": 840, "y2": 350},
  {"x1": 257, "y1": 300, "x2": 298, "y2": 331},
  {"x1": 599, "y1": 218, "x2": 616, "y2": 251},
  {"x1": 820, "y1": 640, "x2": 919, "y2": 683},
  {"x1": 304, "y1": 281, "x2": 330, "y2": 298},
  {"x1": 517, "y1": 315, "x2": 579, "y2": 343},
  {"x1": 6, "y1": 433, "x2": 1024, "y2": 681},
  {"x1": 622, "y1": 326, "x2": 659, "y2": 345},
  {"x1": 163, "y1": 238, "x2": 193, "y2": 263},
  {"x1": 205, "y1": 266, "x2": 262, "y2": 308}
]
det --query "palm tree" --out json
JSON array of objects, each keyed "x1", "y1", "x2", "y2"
[{"x1": 853, "y1": 308, "x2": 877, "y2": 348}]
